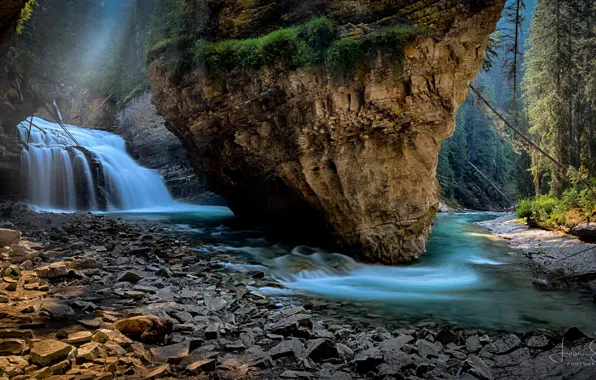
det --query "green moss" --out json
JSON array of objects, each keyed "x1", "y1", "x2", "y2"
[
  {"x1": 191, "y1": 17, "x2": 423, "y2": 79},
  {"x1": 122, "y1": 85, "x2": 147, "y2": 105},
  {"x1": 17, "y1": 0, "x2": 36, "y2": 34}
]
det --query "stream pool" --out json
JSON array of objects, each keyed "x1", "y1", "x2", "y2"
[{"x1": 115, "y1": 209, "x2": 596, "y2": 334}]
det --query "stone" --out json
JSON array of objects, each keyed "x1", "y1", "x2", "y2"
[
  {"x1": 204, "y1": 324, "x2": 220, "y2": 340},
  {"x1": 36, "y1": 262, "x2": 69, "y2": 279},
  {"x1": 186, "y1": 358, "x2": 216, "y2": 373},
  {"x1": 147, "y1": 364, "x2": 169, "y2": 378},
  {"x1": 4, "y1": 283, "x2": 16, "y2": 292},
  {"x1": 29, "y1": 340, "x2": 73, "y2": 366},
  {"x1": 114, "y1": 316, "x2": 173, "y2": 344},
  {"x1": 150, "y1": 341, "x2": 190, "y2": 364},
  {"x1": 526, "y1": 335, "x2": 549, "y2": 349},
  {"x1": 103, "y1": 341, "x2": 126, "y2": 356},
  {"x1": 76, "y1": 342, "x2": 102, "y2": 363},
  {"x1": 66, "y1": 331, "x2": 92, "y2": 345},
  {"x1": 269, "y1": 338, "x2": 304, "y2": 359},
  {"x1": 204, "y1": 296, "x2": 227, "y2": 312},
  {"x1": 92, "y1": 329, "x2": 130, "y2": 345},
  {"x1": 0, "y1": 295, "x2": 9, "y2": 303},
  {"x1": 464, "y1": 354, "x2": 494, "y2": 380},
  {"x1": 78, "y1": 319, "x2": 101, "y2": 330},
  {"x1": 487, "y1": 334, "x2": 520, "y2": 354},
  {"x1": 379, "y1": 335, "x2": 414, "y2": 351},
  {"x1": 304, "y1": 338, "x2": 339, "y2": 362},
  {"x1": 0, "y1": 339, "x2": 25, "y2": 355},
  {"x1": 0, "y1": 229, "x2": 21, "y2": 247},
  {"x1": 116, "y1": 271, "x2": 141, "y2": 283},
  {"x1": 466, "y1": 335, "x2": 482, "y2": 353},
  {"x1": 353, "y1": 348, "x2": 383, "y2": 374},
  {"x1": 0, "y1": 330, "x2": 32, "y2": 339},
  {"x1": 40, "y1": 301, "x2": 75, "y2": 319},
  {"x1": 280, "y1": 370, "x2": 313, "y2": 378},
  {"x1": 49, "y1": 360, "x2": 71, "y2": 375},
  {"x1": 417, "y1": 339, "x2": 440, "y2": 358}
]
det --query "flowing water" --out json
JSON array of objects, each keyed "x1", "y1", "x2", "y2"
[
  {"x1": 117, "y1": 210, "x2": 596, "y2": 333},
  {"x1": 17, "y1": 118, "x2": 596, "y2": 333},
  {"x1": 18, "y1": 117, "x2": 176, "y2": 211}
]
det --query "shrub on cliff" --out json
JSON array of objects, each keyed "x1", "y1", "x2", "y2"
[{"x1": 188, "y1": 17, "x2": 422, "y2": 79}]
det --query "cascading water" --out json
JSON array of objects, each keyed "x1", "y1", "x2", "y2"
[{"x1": 17, "y1": 117, "x2": 175, "y2": 211}]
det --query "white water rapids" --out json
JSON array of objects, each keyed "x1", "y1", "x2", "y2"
[{"x1": 18, "y1": 117, "x2": 175, "y2": 211}]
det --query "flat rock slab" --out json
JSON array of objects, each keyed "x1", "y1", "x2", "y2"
[
  {"x1": 30, "y1": 339, "x2": 73, "y2": 366},
  {"x1": 0, "y1": 339, "x2": 25, "y2": 355},
  {"x1": 150, "y1": 340, "x2": 190, "y2": 364},
  {"x1": 67, "y1": 331, "x2": 93, "y2": 345}
]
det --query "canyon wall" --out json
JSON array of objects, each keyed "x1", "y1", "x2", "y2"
[
  {"x1": 0, "y1": 0, "x2": 30, "y2": 198},
  {"x1": 149, "y1": 0, "x2": 506, "y2": 263}
]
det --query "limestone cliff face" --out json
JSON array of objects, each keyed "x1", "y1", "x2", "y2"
[{"x1": 149, "y1": 0, "x2": 506, "y2": 263}]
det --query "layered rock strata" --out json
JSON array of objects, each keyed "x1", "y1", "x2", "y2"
[{"x1": 149, "y1": 0, "x2": 506, "y2": 263}]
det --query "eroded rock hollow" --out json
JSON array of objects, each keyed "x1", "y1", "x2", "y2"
[{"x1": 149, "y1": 0, "x2": 506, "y2": 263}]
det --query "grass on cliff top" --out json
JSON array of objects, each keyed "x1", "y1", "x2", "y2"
[{"x1": 188, "y1": 17, "x2": 423, "y2": 78}]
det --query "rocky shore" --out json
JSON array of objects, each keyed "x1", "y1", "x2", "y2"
[
  {"x1": 479, "y1": 214, "x2": 596, "y2": 292},
  {"x1": 0, "y1": 204, "x2": 593, "y2": 379}
]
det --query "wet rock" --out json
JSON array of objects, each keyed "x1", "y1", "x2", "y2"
[
  {"x1": 29, "y1": 340, "x2": 73, "y2": 366},
  {"x1": 114, "y1": 316, "x2": 173, "y2": 344},
  {"x1": 150, "y1": 340, "x2": 190, "y2": 364},
  {"x1": 305, "y1": 338, "x2": 339, "y2": 362},
  {"x1": 0, "y1": 229, "x2": 21, "y2": 246},
  {"x1": 269, "y1": 338, "x2": 304, "y2": 359},
  {"x1": 463, "y1": 354, "x2": 494, "y2": 380},
  {"x1": 0, "y1": 339, "x2": 25, "y2": 355}
]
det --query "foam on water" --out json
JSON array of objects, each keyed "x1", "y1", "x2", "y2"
[{"x1": 17, "y1": 117, "x2": 227, "y2": 214}]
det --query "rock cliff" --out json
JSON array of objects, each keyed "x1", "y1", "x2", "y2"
[
  {"x1": 149, "y1": 0, "x2": 506, "y2": 263},
  {"x1": 0, "y1": 0, "x2": 31, "y2": 198}
]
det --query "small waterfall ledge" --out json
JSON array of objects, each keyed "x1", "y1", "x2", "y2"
[{"x1": 17, "y1": 117, "x2": 176, "y2": 211}]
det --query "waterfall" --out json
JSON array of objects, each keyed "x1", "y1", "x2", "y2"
[{"x1": 17, "y1": 117, "x2": 175, "y2": 211}]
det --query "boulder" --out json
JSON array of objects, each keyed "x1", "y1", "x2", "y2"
[{"x1": 114, "y1": 316, "x2": 173, "y2": 344}]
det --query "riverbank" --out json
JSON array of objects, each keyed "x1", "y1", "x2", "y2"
[
  {"x1": 478, "y1": 213, "x2": 596, "y2": 289},
  {"x1": 0, "y1": 204, "x2": 594, "y2": 379}
]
